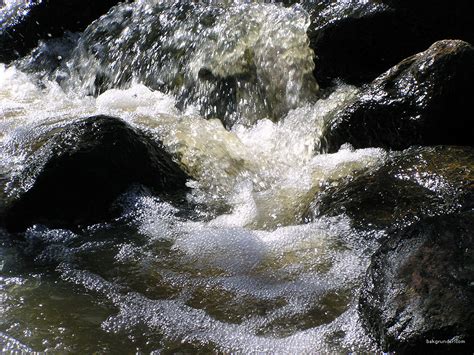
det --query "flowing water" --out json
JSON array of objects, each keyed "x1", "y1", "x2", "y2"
[{"x1": 1, "y1": 1, "x2": 390, "y2": 352}]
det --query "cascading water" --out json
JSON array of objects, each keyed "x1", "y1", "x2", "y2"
[
  {"x1": 0, "y1": 0, "x2": 33, "y2": 26},
  {"x1": 62, "y1": 1, "x2": 319, "y2": 126},
  {"x1": 1, "y1": 1, "x2": 391, "y2": 352}
]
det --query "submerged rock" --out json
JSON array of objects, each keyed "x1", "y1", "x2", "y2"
[
  {"x1": 3, "y1": 116, "x2": 188, "y2": 232},
  {"x1": 306, "y1": 0, "x2": 474, "y2": 86},
  {"x1": 0, "y1": 0, "x2": 121, "y2": 63},
  {"x1": 359, "y1": 210, "x2": 474, "y2": 352},
  {"x1": 307, "y1": 146, "x2": 474, "y2": 232},
  {"x1": 321, "y1": 40, "x2": 474, "y2": 152}
]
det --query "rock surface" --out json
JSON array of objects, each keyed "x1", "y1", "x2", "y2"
[
  {"x1": 306, "y1": 0, "x2": 474, "y2": 86},
  {"x1": 359, "y1": 210, "x2": 474, "y2": 352},
  {"x1": 0, "y1": 0, "x2": 122, "y2": 63},
  {"x1": 321, "y1": 40, "x2": 474, "y2": 152},
  {"x1": 307, "y1": 146, "x2": 474, "y2": 232},
  {"x1": 3, "y1": 115, "x2": 188, "y2": 232}
]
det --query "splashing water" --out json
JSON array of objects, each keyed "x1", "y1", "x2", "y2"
[
  {"x1": 1, "y1": 1, "x2": 388, "y2": 353},
  {"x1": 63, "y1": 1, "x2": 318, "y2": 126},
  {"x1": 0, "y1": 0, "x2": 34, "y2": 27}
]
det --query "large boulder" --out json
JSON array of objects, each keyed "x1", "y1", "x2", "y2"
[
  {"x1": 3, "y1": 116, "x2": 188, "y2": 232},
  {"x1": 321, "y1": 40, "x2": 474, "y2": 152},
  {"x1": 306, "y1": 146, "x2": 474, "y2": 232},
  {"x1": 0, "y1": 0, "x2": 122, "y2": 63},
  {"x1": 305, "y1": 0, "x2": 474, "y2": 86},
  {"x1": 359, "y1": 211, "x2": 474, "y2": 352}
]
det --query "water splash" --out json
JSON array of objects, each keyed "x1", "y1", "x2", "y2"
[
  {"x1": 0, "y1": 59, "x2": 384, "y2": 351},
  {"x1": 0, "y1": 1, "x2": 388, "y2": 352},
  {"x1": 0, "y1": 0, "x2": 34, "y2": 27},
  {"x1": 63, "y1": 1, "x2": 318, "y2": 126}
]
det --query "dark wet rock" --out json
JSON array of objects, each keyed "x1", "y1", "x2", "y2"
[
  {"x1": 306, "y1": 1, "x2": 474, "y2": 86},
  {"x1": 359, "y1": 210, "x2": 474, "y2": 352},
  {"x1": 0, "y1": 0, "x2": 122, "y2": 63},
  {"x1": 307, "y1": 146, "x2": 474, "y2": 232},
  {"x1": 321, "y1": 40, "x2": 474, "y2": 152},
  {"x1": 3, "y1": 115, "x2": 188, "y2": 232}
]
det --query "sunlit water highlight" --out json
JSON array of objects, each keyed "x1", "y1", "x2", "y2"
[{"x1": 0, "y1": 1, "x2": 388, "y2": 352}]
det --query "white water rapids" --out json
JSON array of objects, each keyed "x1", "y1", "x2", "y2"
[{"x1": 1, "y1": 1, "x2": 388, "y2": 352}]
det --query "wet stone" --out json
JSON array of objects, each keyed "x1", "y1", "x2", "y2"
[
  {"x1": 306, "y1": 0, "x2": 474, "y2": 87},
  {"x1": 3, "y1": 115, "x2": 189, "y2": 232},
  {"x1": 321, "y1": 40, "x2": 474, "y2": 152},
  {"x1": 359, "y1": 210, "x2": 474, "y2": 353},
  {"x1": 307, "y1": 146, "x2": 474, "y2": 233}
]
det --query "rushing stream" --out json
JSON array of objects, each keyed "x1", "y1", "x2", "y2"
[{"x1": 0, "y1": 1, "x2": 426, "y2": 353}]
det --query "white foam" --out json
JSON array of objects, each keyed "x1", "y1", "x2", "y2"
[
  {"x1": 0, "y1": 51, "x2": 384, "y2": 352},
  {"x1": 173, "y1": 225, "x2": 265, "y2": 274},
  {"x1": 96, "y1": 84, "x2": 178, "y2": 115}
]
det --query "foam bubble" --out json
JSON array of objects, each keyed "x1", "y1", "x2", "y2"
[{"x1": 173, "y1": 225, "x2": 266, "y2": 274}]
